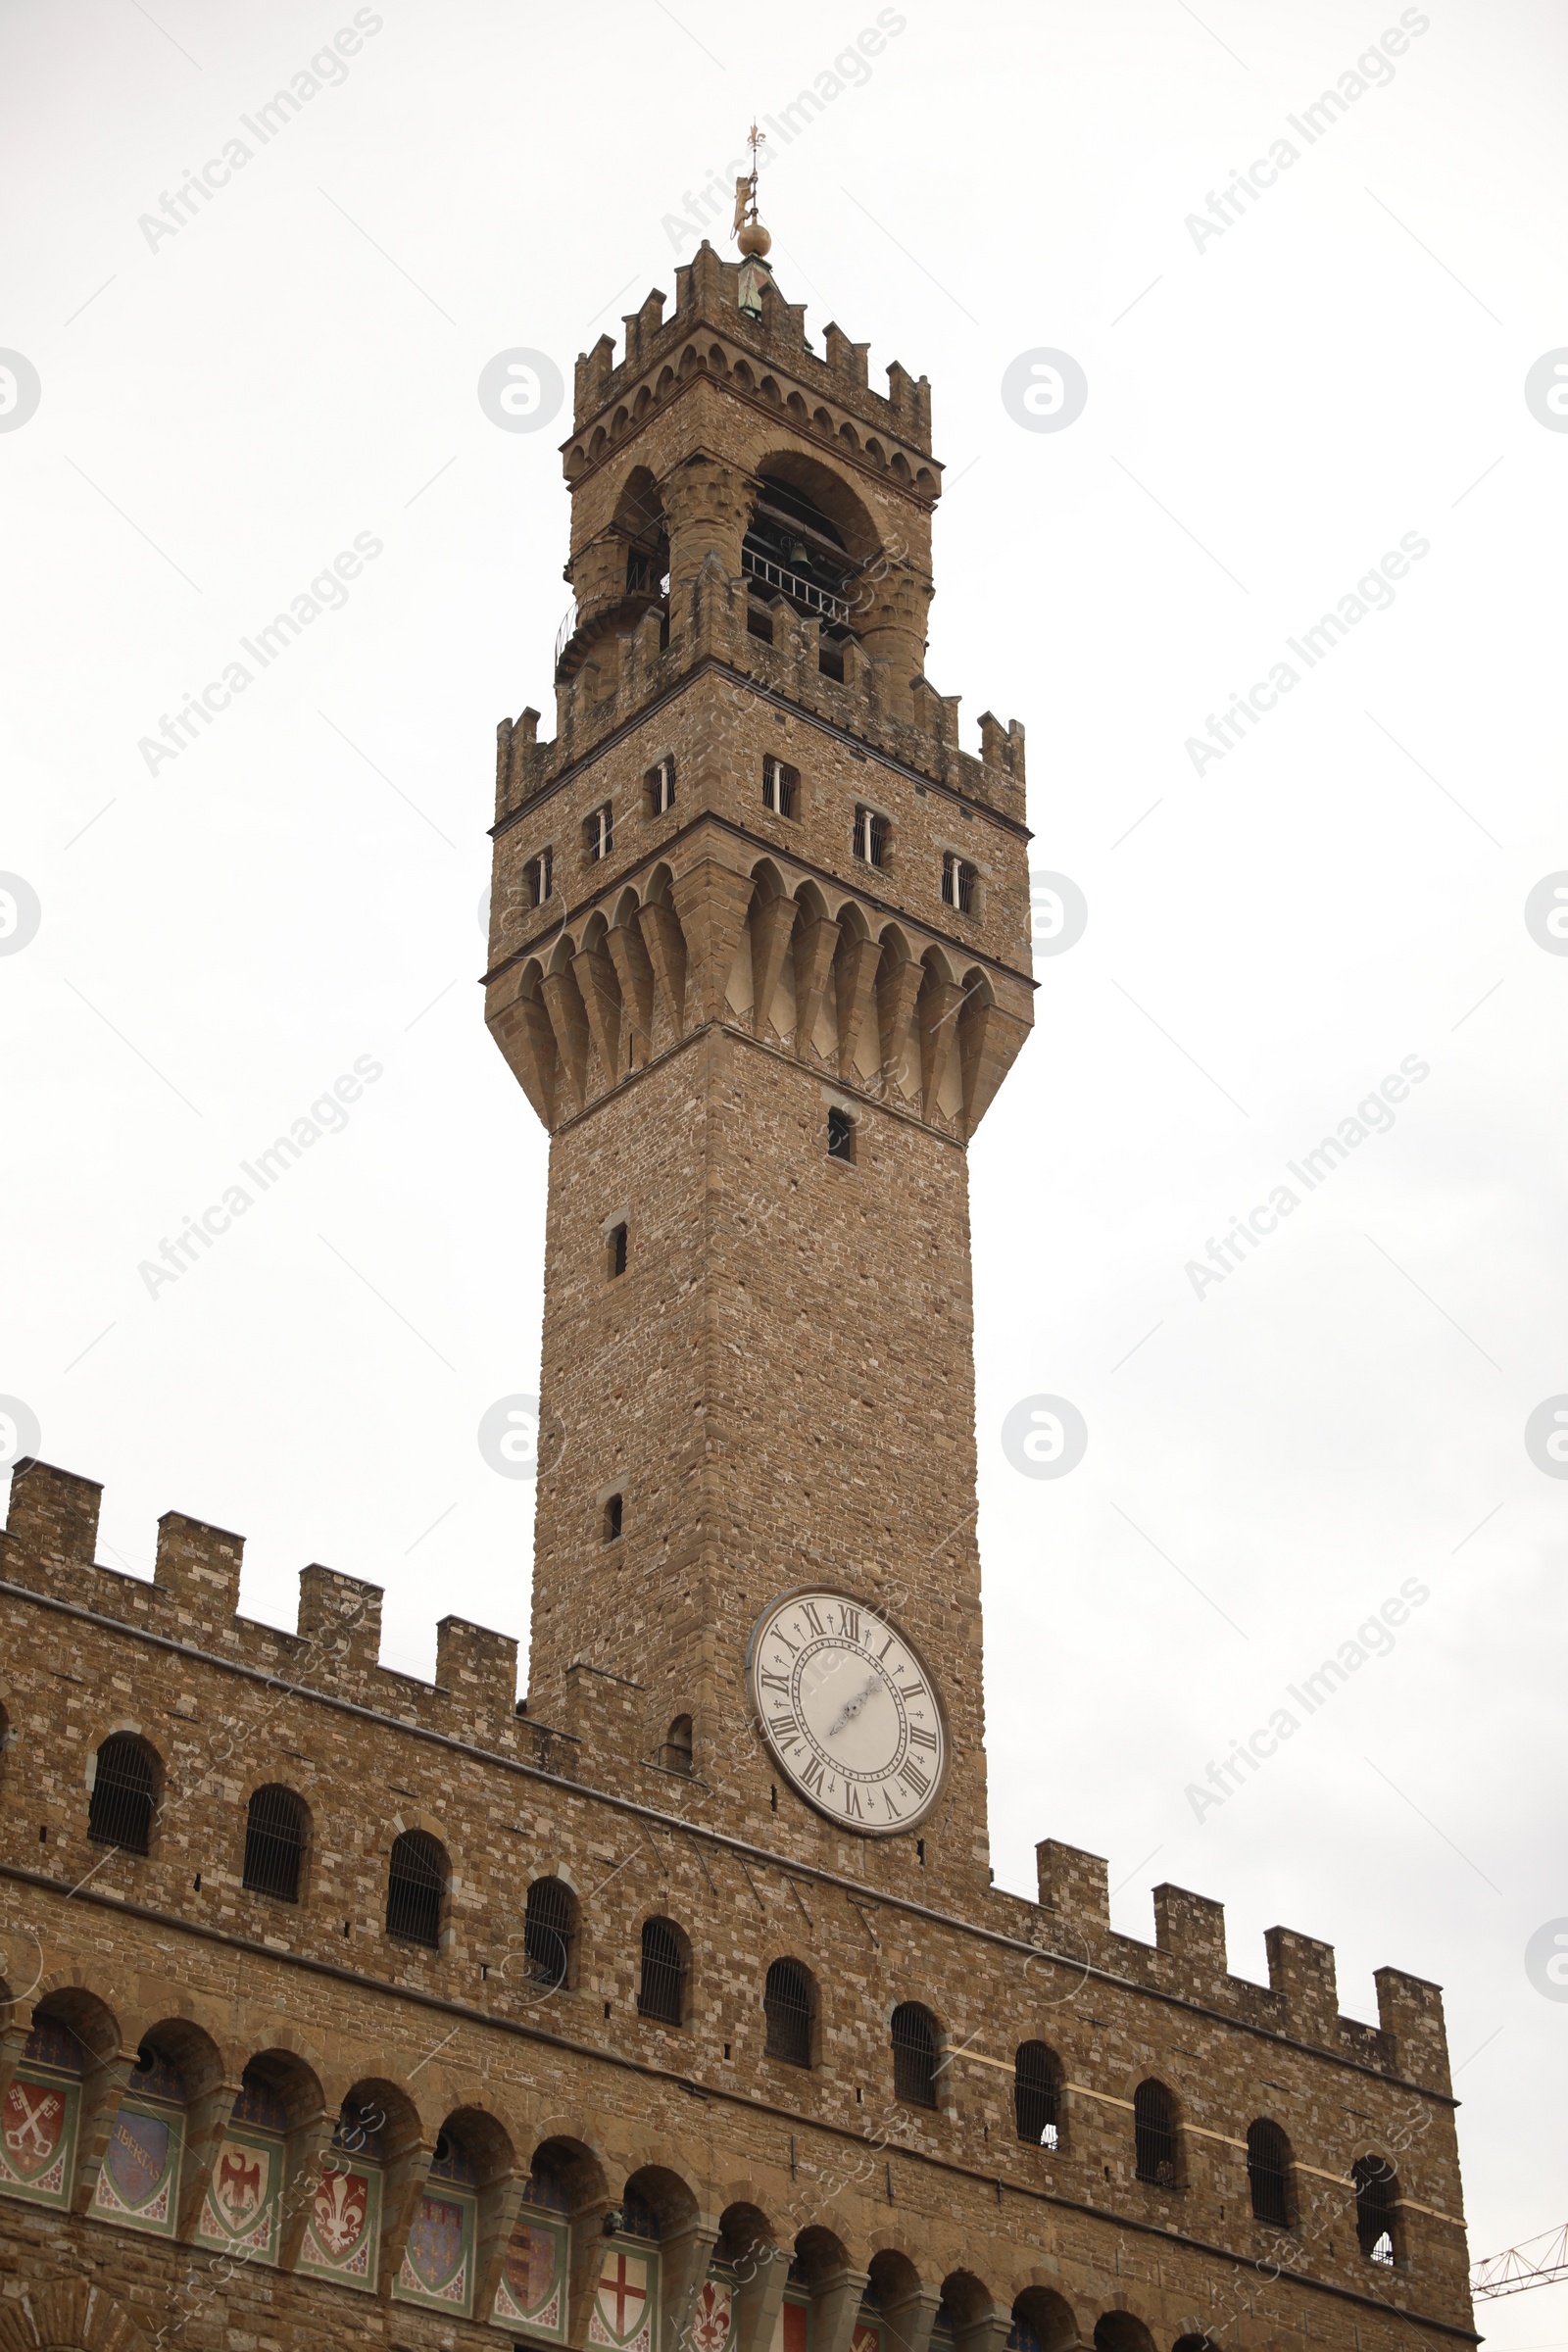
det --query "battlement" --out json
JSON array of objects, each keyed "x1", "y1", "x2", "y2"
[
  {"x1": 571, "y1": 240, "x2": 934, "y2": 459},
  {"x1": 0, "y1": 1459, "x2": 575, "y2": 1768},
  {"x1": 1031, "y1": 1838, "x2": 1451, "y2": 2094},
  {"x1": 0, "y1": 1462, "x2": 1453, "y2": 2101},
  {"x1": 493, "y1": 554, "x2": 1026, "y2": 831}
]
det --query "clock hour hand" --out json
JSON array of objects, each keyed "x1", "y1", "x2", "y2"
[{"x1": 826, "y1": 1675, "x2": 882, "y2": 1737}]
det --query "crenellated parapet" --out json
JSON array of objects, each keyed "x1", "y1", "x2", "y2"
[
  {"x1": 0, "y1": 1460, "x2": 571, "y2": 1773},
  {"x1": 1032, "y1": 1838, "x2": 1453, "y2": 2096}
]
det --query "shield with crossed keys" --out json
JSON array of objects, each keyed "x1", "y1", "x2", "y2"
[{"x1": 2, "y1": 2080, "x2": 66, "y2": 2181}]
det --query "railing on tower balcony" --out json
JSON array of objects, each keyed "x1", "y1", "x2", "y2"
[
  {"x1": 741, "y1": 546, "x2": 851, "y2": 626},
  {"x1": 554, "y1": 604, "x2": 576, "y2": 670}
]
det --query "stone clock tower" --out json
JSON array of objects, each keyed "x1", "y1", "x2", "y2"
[
  {"x1": 0, "y1": 181, "x2": 1474, "y2": 2352},
  {"x1": 484, "y1": 210, "x2": 1033, "y2": 1905}
]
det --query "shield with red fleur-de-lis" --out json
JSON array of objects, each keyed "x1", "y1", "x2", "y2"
[{"x1": 691, "y1": 2278, "x2": 733, "y2": 2352}]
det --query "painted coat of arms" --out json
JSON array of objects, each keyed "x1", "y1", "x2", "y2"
[
  {"x1": 0, "y1": 2075, "x2": 75, "y2": 2204},
  {"x1": 92, "y1": 2101, "x2": 180, "y2": 2233},
  {"x1": 396, "y1": 2189, "x2": 472, "y2": 2312},
  {"x1": 198, "y1": 2132, "x2": 279, "y2": 2259},
  {"x1": 590, "y1": 2246, "x2": 657, "y2": 2352},
  {"x1": 493, "y1": 2219, "x2": 565, "y2": 2332},
  {"x1": 298, "y1": 2160, "x2": 378, "y2": 2286},
  {"x1": 692, "y1": 2278, "x2": 734, "y2": 2352}
]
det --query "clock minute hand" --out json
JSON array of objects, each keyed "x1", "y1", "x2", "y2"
[{"x1": 827, "y1": 1675, "x2": 882, "y2": 1738}]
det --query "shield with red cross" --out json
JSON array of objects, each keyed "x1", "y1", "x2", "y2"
[{"x1": 594, "y1": 2247, "x2": 653, "y2": 2348}]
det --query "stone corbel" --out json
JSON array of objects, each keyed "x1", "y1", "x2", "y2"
[
  {"x1": 792, "y1": 915, "x2": 840, "y2": 1059},
  {"x1": 174, "y1": 2073, "x2": 243, "y2": 2243},
  {"x1": 374, "y1": 2130, "x2": 436, "y2": 2300},
  {"x1": 749, "y1": 895, "x2": 799, "y2": 1042},
  {"x1": 808, "y1": 2266, "x2": 872, "y2": 2352}
]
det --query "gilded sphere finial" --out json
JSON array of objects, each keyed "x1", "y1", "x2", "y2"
[{"x1": 737, "y1": 218, "x2": 772, "y2": 258}]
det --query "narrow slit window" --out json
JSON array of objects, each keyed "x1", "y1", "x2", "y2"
[
  {"x1": 826, "y1": 1106, "x2": 856, "y2": 1163},
  {"x1": 854, "y1": 805, "x2": 888, "y2": 867},
  {"x1": 604, "y1": 1494, "x2": 623, "y2": 1543},
  {"x1": 942, "y1": 853, "x2": 977, "y2": 914},
  {"x1": 762, "y1": 756, "x2": 798, "y2": 818},
  {"x1": 586, "y1": 803, "x2": 613, "y2": 861},
  {"x1": 609, "y1": 1222, "x2": 628, "y2": 1276}
]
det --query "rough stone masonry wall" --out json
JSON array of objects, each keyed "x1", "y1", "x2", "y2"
[
  {"x1": 525, "y1": 1028, "x2": 989, "y2": 1909},
  {"x1": 0, "y1": 1468, "x2": 1472, "y2": 2352}
]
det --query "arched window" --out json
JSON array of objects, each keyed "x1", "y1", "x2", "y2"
[
  {"x1": 1247, "y1": 2118, "x2": 1292, "y2": 2227},
  {"x1": 763, "y1": 1959, "x2": 814, "y2": 2068},
  {"x1": 661, "y1": 1715, "x2": 693, "y2": 1774},
  {"x1": 1133, "y1": 2079, "x2": 1178, "y2": 2185},
  {"x1": 1092, "y1": 2321, "x2": 1155, "y2": 2352},
  {"x1": 891, "y1": 2002, "x2": 938, "y2": 2108},
  {"x1": 386, "y1": 1829, "x2": 446, "y2": 1948},
  {"x1": 87, "y1": 1732, "x2": 158, "y2": 1854},
  {"x1": 523, "y1": 1877, "x2": 574, "y2": 1988},
  {"x1": 242, "y1": 1785, "x2": 307, "y2": 1902},
  {"x1": 1013, "y1": 2041, "x2": 1062, "y2": 2150},
  {"x1": 637, "y1": 1917, "x2": 687, "y2": 2024},
  {"x1": 1352, "y1": 2155, "x2": 1397, "y2": 2264}
]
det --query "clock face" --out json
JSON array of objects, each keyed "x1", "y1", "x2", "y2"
[{"x1": 747, "y1": 1589, "x2": 947, "y2": 1836}]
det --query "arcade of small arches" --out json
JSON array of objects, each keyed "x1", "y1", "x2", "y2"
[
  {"x1": 496, "y1": 854, "x2": 1011, "y2": 1136},
  {"x1": 564, "y1": 341, "x2": 940, "y2": 499},
  {"x1": 0, "y1": 1983, "x2": 1395, "y2": 2351}
]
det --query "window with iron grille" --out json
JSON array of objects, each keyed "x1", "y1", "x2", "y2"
[
  {"x1": 942, "y1": 854, "x2": 977, "y2": 915},
  {"x1": 762, "y1": 756, "x2": 798, "y2": 818},
  {"x1": 586, "y1": 803, "x2": 613, "y2": 861},
  {"x1": 646, "y1": 759, "x2": 676, "y2": 815},
  {"x1": 385, "y1": 1828, "x2": 446, "y2": 1948},
  {"x1": 1248, "y1": 2119, "x2": 1292, "y2": 2227},
  {"x1": 1013, "y1": 2041, "x2": 1062, "y2": 2150},
  {"x1": 527, "y1": 847, "x2": 554, "y2": 906},
  {"x1": 826, "y1": 1106, "x2": 856, "y2": 1163},
  {"x1": 619, "y1": 2187, "x2": 663, "y2": 2240},
  {"x1": 242, "y1": 1784, "x2": 306, "y2": 1902},
  {"x1": 764, "y1": 1958, "x2": 814, "y2": 2067},
  {"x1": 1133, "y1": 2079, "x2": 1179, "y2": 2185},
  {"x1": 87, "y1": 1733, "x2": 157, "y2": 1854},
  {"x1": 637, "y1": 1917, "x2": 687, "y2": 2024},
  {"x1": 1352, "y1": 2155, "x2": 1397, "y2": 2262},
  {"x1": 523, "y1": 1877, "x2": 574, "y2": 1988},
  {"x1": 854, "y1": 805, "x2": 889, "y2": 867},
  {"x1": 890, "y1": 2002, "x2": 938, "y2": 2107}
]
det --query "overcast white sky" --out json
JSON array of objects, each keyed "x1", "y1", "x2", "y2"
[{"x1": 3, "y1": 0, "x2": 1566, "y2": 2318}]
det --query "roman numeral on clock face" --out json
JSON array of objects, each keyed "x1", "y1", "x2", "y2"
[{"x1": 750, "y1": 1590, "x2": 944, "y2": 1838}]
